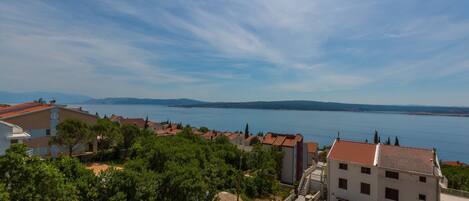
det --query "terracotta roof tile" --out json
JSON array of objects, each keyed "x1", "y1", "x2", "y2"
[
  {"x1": 0, "y1": 103, "x2": 53, "y2": 119},
  {"x1": 378, "y1": 144, "x2": 435, "y2": 175},
  {"x1": 120, "y1": 118, "x2": 146, "y2": 128},
  {"x1": 306, "y1": 142, "x2": 318, "y2": 153},
  {"x1": 262, "y1": 133, "x2": 302, "y2": 147},
  {"x1": 328, "y1": 140, "x2": 377, "y2": 165}
]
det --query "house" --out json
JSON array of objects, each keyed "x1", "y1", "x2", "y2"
[
  {"x1": 441, "y1": 161, "x2": 468, "y2": 167},
  {"x1": 306, "y1": 142, "x2": 319, "y2": 166},
  {"x1": 327, "y1": 139, "x2": 442, "y2": 201},
  {"x1": 261, "y1": 132, "x2": 307, "y2": 184},
  {"x1": 0, "y1": 120, "x2": 31, "y2": 155},
  {"x1": 0, "y1": 101, "x2": 98, "y2": 157}
]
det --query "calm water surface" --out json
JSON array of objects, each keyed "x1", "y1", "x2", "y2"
[{"x1": 72, "y1": 104, "x2": 469, "y2": 163}]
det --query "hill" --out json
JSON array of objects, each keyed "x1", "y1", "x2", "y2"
[
  {"x1": 83, "y1": 97, "x2": 206, "y2": 106},
  {"x1": 178, "y1": 100, "x2": 469, "y2": 116}
]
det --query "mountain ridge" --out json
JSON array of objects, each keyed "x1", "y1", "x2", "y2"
[{"x1": 176, "y1": 100, "x2": 469, "y2": 116}]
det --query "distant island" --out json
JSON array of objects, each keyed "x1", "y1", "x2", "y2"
[
  {"x1": 83, "y1": 97, "x2": 206, "y2": 106},
  {"x1": 83, "y1": 98, "x2": 469, "y2": 117},
  {"x1": 177, "y1": 100, "x2": 469, "y2": 117}
]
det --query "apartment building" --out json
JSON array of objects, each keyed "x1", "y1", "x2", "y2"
[
  {"x1": 0, "y1": 120, "x2": 31, "y2": 155},
  {"x1": 327, "y1": 139, "x2": 442, "y2": 201},
  {"x1": 262, "y1": 133, "x2": 307, "y2": 184},
  {"x1": 0, "y1": 102, "x2": 97, "y2": 157}
]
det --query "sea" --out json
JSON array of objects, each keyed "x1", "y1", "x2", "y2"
[{"x1": 71, "y1": 104, "x2": 469, "y2": 163}]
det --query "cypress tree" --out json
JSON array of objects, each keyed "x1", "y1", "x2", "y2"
[
  {"x1": 373, "y1": 130, "x2": 379, "y2": 144},
  {"x1": 385, "y1": 137, "x2": 391, "y2": 145},
  {"x1": 394, "y1": 136, "x2": 400, "y2": 146},
  {"x1": 244, "y1": 123, "x2": 249, "y2": 138},
  {"x1": 144, "y1": 116, "x2": 149, "y2": 129}
]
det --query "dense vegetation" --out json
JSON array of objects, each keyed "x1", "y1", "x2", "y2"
[
  {"x1": 442, "y1": 165, "x2": 469, "y2": 191},
  {"x1": 0, "y1": 118, "x2": 284, "y2": 201},
  {"x1": 179, "y1": 100, "x2": 469, "y2": 116}
]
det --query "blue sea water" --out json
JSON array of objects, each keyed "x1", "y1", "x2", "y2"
[{"x1": 72, "y1": 104, "x2": 469, "y2": 163}]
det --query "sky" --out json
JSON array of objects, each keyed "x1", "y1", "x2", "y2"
[{"x1": 1, "y1": 1, "x2": 469, "y2": 106}]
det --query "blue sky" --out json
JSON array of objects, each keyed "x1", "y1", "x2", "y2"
[{"x1": 1, "y1": 1, "x2": 469, "y2": 106}]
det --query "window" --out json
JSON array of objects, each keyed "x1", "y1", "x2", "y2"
[
  {"x1": 385, "y1": 171, "x2": 399, "y2": 179},
  {"x1": 360, "y1": 182, "x2": 370, "y2": 195},
  {"x1": 338, "y1": 178, "x2": 347, "y2": 190},
  {"x1": 361, "y1": 167, "x2": 371, "y2": 174},
  {"x1": 46, "y1": 129, "x2": 51, "y2": 136},
  {"x1": 419, "y1": 194, "x2": 426, "y2": 200},
  {"x1": 419, "y1": 176, "x2": 426, "y2": 183},
  {"x1": 339, "y1": 163, "x2": 348, "y2": 170},
  {"x1": 385, "y1": 188, "x2": 399, "y2": 201},
  {"x1": 10, "y1": 139, "x2": 19, "y2": 144}
]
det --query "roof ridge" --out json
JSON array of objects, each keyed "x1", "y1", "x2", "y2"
[{"x1": 380, "y1": 143, "x2": 433, "y2": 152}]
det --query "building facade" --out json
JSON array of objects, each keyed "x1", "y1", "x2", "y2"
[
  {"x1": 261, "y1": 133, "x2": 308, "y2": 184},
  {"x1": 0, "y1": 120, "x2": 31, "y2": 155},
  {"x1": 0, "y1": 102, "x2": 97, "y2": 157},
  {"x1": 327, "y1": 139, "x2": 442, "y2": 201}
]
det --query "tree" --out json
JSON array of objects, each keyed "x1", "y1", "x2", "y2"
[
  {"x1": 0, "y1": 182, "x2": 9, "y2": 201},
  {"x1": 92, "y1": 118, "x2": 122, "y2": 151},
  {"x1": 385, "y1": 137, "x2": 391, "y2": 145},
  {"x1": 373, "y1": 130, "x2": 379, "y2": 144},
  {"x1": 0, "y1": 144, "x2": 78, "y2": 201},
  {"x1": 394, "y1": 136, "x2": 400, "y2": 146},
  {"x1": 50, "y1": 119, "x2": 95, "y2": 157},
  {"x1": 244, "y1": 123, "x2": 249, "y2": 138},
  {"x1": 144, "y1": 116, "x2": 149, "y2": 129},
  {"x1": 199, "y1": 127, "x2": 209, "y2": 133}
]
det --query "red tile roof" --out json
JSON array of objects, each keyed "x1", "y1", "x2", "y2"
[
  {"x1": 378, "y1": 144, "x2": 436, "y2": 175},
  {"x1": 328, "y1": 140, "x2": 377, "y2": 165},
  {"x1": 0, "y1": 102, "x2": 54, "y2": 119},
  {"x1": 442, "y1": 161, "x2": 468, "y2": 167},
  {"x1": 306, "y1": 142, "x2": 318, "y2": 153},
  {"x1": 120, "y1": 118, "x2": 146, "y2": 128},
  {"x1": 261, "y1": 133, "x2": 302, "y2": 148}
]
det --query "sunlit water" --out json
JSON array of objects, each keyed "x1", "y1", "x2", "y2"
[{"x1": 72, "y1": 104, "x2": 469, "y2": 163}]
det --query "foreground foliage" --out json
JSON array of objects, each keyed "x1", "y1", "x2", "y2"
[
  {"x1": 442, "y1": 165, "x2": 469, "y2": 191},
  {"x1": 0, "y1": 125, "x2": 283, "y2": 201}
]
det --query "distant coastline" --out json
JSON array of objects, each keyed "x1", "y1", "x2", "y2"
[{"x1": 82, "y1": 98, "x2": 469, "y2": 118}]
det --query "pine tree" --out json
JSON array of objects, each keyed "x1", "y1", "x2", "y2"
[
  {"x1": 378, "y1": 136, "x2": 381, "y2": 143},
  {"x1": 394, "y1": 136, "x2": 400, "y2": 146},
  {"x1": 373, "y1": 130, "x2": 379, "y2": 144},
  {"x1": 385, "y1": 137, "x2": 391, "y2": 145}
]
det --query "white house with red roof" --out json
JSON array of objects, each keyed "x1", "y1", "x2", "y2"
[{"x1": 327, "y1": 139, "x2": 442, "y2": 201}]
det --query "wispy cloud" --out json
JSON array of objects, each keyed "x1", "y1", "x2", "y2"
[{"x1": 1, "y1": 0, "x2": 469, "y2": 105}]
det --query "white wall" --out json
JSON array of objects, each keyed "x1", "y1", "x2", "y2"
[
  {"x1": 328, "y1": 159, "x2": 378, "y2": 201},
  {"x1": 0, "y1": 123, "x2": 12, "y2": 155},
  {"x1": 377, "y1": 168, "x2": 439, "y2": 201},
  {"x1": 281, "y1": 146, "x2": 295, "y2": 184}
]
